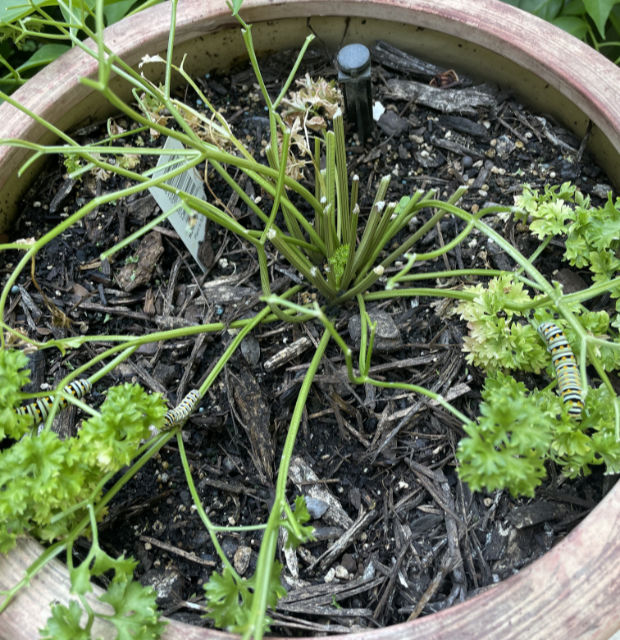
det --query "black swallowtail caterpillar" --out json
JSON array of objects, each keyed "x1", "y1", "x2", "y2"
[
  {"x1": 15, "y1": 379, "x2": 93, "y2": 425},
  {"x1": 537, "y1": 322, "x2": 584, "y2": 419},
  {"x1": 163, "y1": 389, "x2": 200, "y2": 428},
  {"x1": 16, "y1": 381, "x2": 199, "y2": 429}
]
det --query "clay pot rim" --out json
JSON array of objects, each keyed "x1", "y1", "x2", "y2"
[{"x1": 4, "y1": 0, "x2": 620, "y2": 149}]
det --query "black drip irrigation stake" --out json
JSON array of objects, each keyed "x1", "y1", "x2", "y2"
[{"x1": 337, "y1": 43, "x2": 373, "y2": 141}]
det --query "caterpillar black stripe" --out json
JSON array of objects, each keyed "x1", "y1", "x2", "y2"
[
  {"x1": 163, "y1": 389, "x2": 200, "y2": 428},
  {"x1": 537, "y1": 322, "x2": 584, "y2": 419},
  {"x1": 15, "y1": 379, "x2": 93, "y2": 425}
]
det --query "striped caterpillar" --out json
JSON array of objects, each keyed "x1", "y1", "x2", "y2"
[
  {"x1": 15, "y1": 381, "x2": 200, "y2": 429},
  {"x1": 163, "y1": 389, "x2": 200, "y2": 428},
  {"x1": 14, "y1": 379, "x2": 92, "y2": 425},
  {"x1": 537, "y1": 322, "x2": 584, "y2": 419}
]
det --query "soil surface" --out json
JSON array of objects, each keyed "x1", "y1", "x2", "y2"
[{"x1": 3, "y1": 39, "x2": 617, "y2": 633}]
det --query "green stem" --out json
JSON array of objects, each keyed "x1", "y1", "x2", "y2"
[
  {"x1": 244, "y1": 330, "x2": 330, "y2": 640},
  {"x1": 164, "y1": 0, "x2": 178, "y2": 97},
  {"x1": 177, "y1": 432, "x2": 236, "y2": 575}
]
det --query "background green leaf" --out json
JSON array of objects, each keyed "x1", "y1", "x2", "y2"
[
  {"x1": 552, "y1": 15, "x2": 589, "y2": 38},
  {"x1": 0, "y1": 0, "x2": 54, "y2": 26},
  {"x1": 15, "y1": 42, "x2": 70, "y2": 71},
  {"x1": 584, "y1": 0, "x2": 618, "y2": 36},
  {"x1": 502, "y1": 0, "x2": 564, "y2": 20},
  {"x1": 562, "y1": 0, "x2": 586, "y2": 15}
]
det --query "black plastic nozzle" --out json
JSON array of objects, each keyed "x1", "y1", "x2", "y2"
[{"x1": 337, "y1": 43, "x2": 373, "y2": 140}]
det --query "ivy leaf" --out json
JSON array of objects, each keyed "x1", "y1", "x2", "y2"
[
  {"x1": 583, "y1": 0, "x2": 617, "y2": 36},
  {"x1": 39, "y1": 600, "x2": 90, "y2": 640}
]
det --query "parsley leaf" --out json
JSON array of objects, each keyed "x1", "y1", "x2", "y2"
[
  {"x1": 99, "y1": 579, "x2": 165, "y2": 640},
  {"x1": 39, "y1": 600, "x2": 90, "y2": 640}
]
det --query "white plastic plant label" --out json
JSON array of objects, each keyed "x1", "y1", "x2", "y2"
[{"x1": 149, "y1": 136, "x2": 208, "y2": 272}]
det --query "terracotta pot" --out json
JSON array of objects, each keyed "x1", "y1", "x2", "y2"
[{"x1": 0, "y1": 1, "x2": 618, "y2": 638}]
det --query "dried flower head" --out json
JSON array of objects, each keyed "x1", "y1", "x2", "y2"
[{"x1": 281, "y1": 74, "x2": 342, "y2": 131}]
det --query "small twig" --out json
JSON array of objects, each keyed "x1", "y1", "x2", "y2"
[
  {"x1": 139, "y1": 535, "x2": 216, "y2": 567},
  {"x1": 407, "y1": 549, "x2": 454, "y2": 620},
  {"x1": 307, "y1": 509, "x2": 376, "y2": 572}
]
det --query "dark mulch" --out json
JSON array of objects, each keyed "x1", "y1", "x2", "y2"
[{"x1": 2, "y1": 38, "x2": 616, "y2": 634}]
